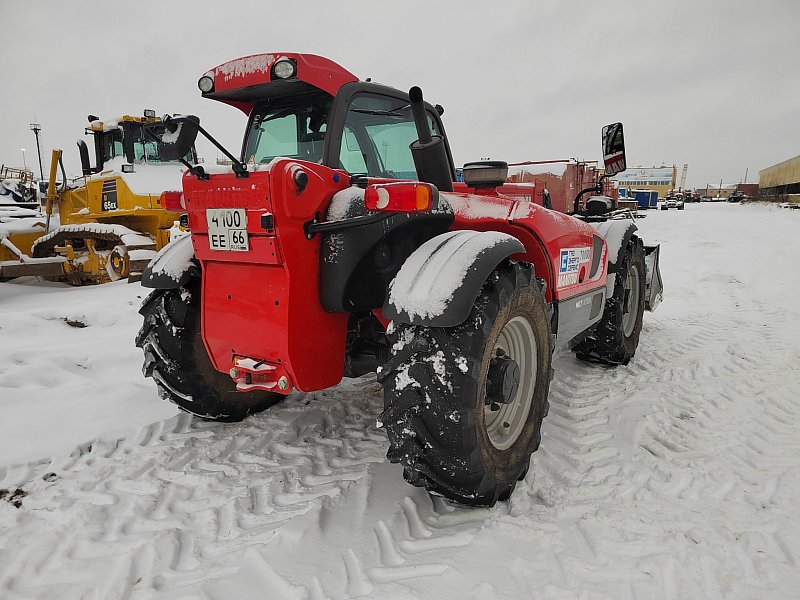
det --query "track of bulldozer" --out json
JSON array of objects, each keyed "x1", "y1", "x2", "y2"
[{"x1": 30, "y1": 227, "x2": 156, "y2": 284}]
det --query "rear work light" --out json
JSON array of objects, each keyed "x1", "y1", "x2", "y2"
[
  {"x1": 160, "y1": 191, "x2": 185, "y2": 212},
  {"x1": 364, "y1": 182, "x2": 438, "y2": 213},
  {"x1": 198, "y1": 72, "x2": 215, "y2": 93},
  {"x1": 272, "y1": 58, "x2": 297, "y2": 80}
]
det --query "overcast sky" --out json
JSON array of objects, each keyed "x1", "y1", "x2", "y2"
[{"x1": 2, "y1": 0, "x2": 798, "y2": 189}]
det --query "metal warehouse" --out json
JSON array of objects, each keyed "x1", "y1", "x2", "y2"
[{"x1": 759, "y1": 155, "x2": 800, "y2": 202}]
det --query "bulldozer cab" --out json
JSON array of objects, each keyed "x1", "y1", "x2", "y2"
[{"x1": 82, "y1": 114, "x2": 198, "y2": 174}]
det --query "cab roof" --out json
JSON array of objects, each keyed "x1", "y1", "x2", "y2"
[{"x1": 201, "y1": 52, "x2": 359, "y2": 114}]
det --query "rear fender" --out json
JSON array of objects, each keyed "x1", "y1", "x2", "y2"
[
  {"x1": 141, "y1": 234, "x2": 199, "y2": 289},
  {"x1": 384, "y1": 230, "x2": 525, "y2": 327}
]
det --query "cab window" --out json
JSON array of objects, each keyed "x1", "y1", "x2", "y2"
[
  {"x1": 340, "y1": 127, "x2": 368, "y2": 174},
  {"x1": 243, "y1": 94, "x2": 332, "y2": 164},
  {"x1": 101, "y1": 129, "x2": 124, "y2": 162},
  {"x1": 339, "y1": 93, "x2": 441, "y2": 179}
]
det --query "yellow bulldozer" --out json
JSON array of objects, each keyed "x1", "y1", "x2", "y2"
[{"x1": 0, "y1": 111, "x2": 193, "y2": 284}]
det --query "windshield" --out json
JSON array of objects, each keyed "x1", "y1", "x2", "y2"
[
  {"x1": 339, "y1": 94, "x2": 441, "y2": 179},
  {"x1": 243, "y1": 93, "x2": 333, "y2": 164},
  {"x1": 130, "y1": 124, "x2": 194, "y2": 165}
]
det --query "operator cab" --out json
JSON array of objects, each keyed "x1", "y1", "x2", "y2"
[
  {"x1": 241, "y1": 85, "x2": 448, "y2": 183},
  {"x1": 78, "y1": 112, "x2": 198, "y2": 176},
  {"x1": 161, "y1": 54, "x2": 456, "y2": 190}
]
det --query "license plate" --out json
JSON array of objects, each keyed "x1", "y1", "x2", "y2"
[{"x1": 206, "y1": 208, "x2": 249, "y2": 252}]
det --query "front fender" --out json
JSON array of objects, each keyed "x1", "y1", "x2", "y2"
[
  {"x1": 589, "y1": 219, "x2": 637, "y2": 273},
  {"x1": 384, "y1": 230, "x2": 525, "y2": 327},
  {"x1": 141, "y1": 234, "x2": 199, "y2": 289},
  {"x1": 589, "y1": 219, "x2": 663, "y2": 312}
]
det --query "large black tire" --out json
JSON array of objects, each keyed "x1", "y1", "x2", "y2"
[
  {"x1": 378, "y1": 263, "x2": 552, "y2": 506},
  {"x1": 136, "y1": 278, "x2": 282, "y2": 422},
  {"x1": 574, "y1": 238, "x2": 646, "y2": 365}
]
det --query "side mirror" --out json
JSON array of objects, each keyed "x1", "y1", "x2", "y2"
[
  {"x1": 146, "y1": 115, "x2": 200, "y2": 162},
  {"x1": 602, "y1": 122, "x2": 626, "y2": 176}
]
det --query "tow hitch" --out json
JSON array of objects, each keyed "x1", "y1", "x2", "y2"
[{"x1": 229, "y1": 356, "x2": 292, "y2": 393}]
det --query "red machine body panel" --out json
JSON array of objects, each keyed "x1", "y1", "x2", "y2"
[
  {"x1": 183, "y1": 161, "x2": 351, "y2": 392},
  {"x1": 446, "y1": 189, "x2": 608, "y2": 303}
]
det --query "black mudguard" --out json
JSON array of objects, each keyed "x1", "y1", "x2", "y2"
[
  {"x1": 590, "y1": 219, "x2": 663, "y2": 312},
  {"x1": 590, "y1": 219, "x2": 638, "y2": 274},
  {"x1": 384, "y1": 230, "x2": 525, "y2": 327},
  {"x1": 141, "y1": 234, "x2": 199, "y2": 289},
  {"x1": 644, "y1": 244, "x2": 663, "y2": 311}
]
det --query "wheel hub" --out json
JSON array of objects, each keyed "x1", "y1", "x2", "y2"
[
  {"x1": 486, "y1": 350, "x2": 520, "y2": 408},
  {"x1": 484, "y1": 316, "x2": 537, "y2": 451},
  {"x1": 622, "y1": 263, "x2": 641, "y2": 337}
]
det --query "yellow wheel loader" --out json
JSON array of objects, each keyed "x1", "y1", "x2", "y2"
[{"x1": 0, "y1": 111, "x2": 193, "y2": 284}]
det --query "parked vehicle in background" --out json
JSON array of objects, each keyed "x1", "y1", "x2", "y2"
[
  {"x1": 0, "y1": 111, "x2": 194, "y2": 284},
  {"x1": 728, "y1": 191, "x2": 745, "y2": 203},
  {"x1": 661, "y1": 195, "x2": 684, "y2": 210}
]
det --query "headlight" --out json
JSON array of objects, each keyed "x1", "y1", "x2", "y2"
[
  {"x1": 272, "y1": 59, "x2": 296, "y2": 80},
  {"x1": 198, "y1": 72, "x2": 215, "y2": 93}
]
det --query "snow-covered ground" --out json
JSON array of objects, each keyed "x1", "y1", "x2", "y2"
[{"x1": 1, "y1": 202, "x2": 798, "y2": 599}]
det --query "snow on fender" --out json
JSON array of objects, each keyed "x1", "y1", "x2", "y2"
[
  {"x1": 141, "y1": 233, "x2": 198, "y2": 289},
  {"x1": 384, "y1": 230, "x2": 525, "y2": 327}
]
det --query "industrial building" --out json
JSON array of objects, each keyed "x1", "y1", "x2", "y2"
[
  {"x1": 759, "y1": 155, "x2": 800, "y2": 202},
  {"x1": 613, "y1": 166, "x2": 676, "y2": 200},
  {"x1": 702, "y1": 183, "x2": 737, "y2": 200}
]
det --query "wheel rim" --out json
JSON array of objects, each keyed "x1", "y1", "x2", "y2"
[
  {"x1": 622, "y1": 263, "x2": 641, "y2": 337},
  {"x1": 484, "y1": 316, "x2": 537, "y2": 450},
  {"x1": 105, "y1": 247, "x2": 129, "y2": 281}
]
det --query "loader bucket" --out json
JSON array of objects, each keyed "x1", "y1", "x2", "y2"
[{"x1": 643, "y1": 245, "x2": 663, "y2": 311}]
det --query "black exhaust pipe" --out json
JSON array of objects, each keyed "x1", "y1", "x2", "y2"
[{"x1": 408, "y1": 86, "x2": 453, "y2": 193}]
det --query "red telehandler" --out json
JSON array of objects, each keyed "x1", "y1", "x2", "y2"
[{"x1": 136, "y1": 53, "x2": 662, "y2": 506}]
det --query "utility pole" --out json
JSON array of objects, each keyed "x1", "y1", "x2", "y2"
[{"x1": 30, "y1": 122, "x2": 44, "y2": 179}]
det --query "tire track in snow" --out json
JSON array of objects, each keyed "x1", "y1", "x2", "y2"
[
  {"x1": 0, "y1": 377, "x2": 389, "y2": 599},
  {"x1": 498, "y1": 311, "x2": 800, "y2": 598},
  {"x1": 622, "y1": 310, "x2": 800, "y2": 596},
  {"x1": 636, "y1": 311, "x2": 800, "y2": 507}
]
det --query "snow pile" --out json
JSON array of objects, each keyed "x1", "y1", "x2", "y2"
[
  {"x1": 86, "y1": 156, "x2": 187, "y2": 197},
  {"x1": 0, "y1": 215, "x2": 47, "y2": 239}
]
